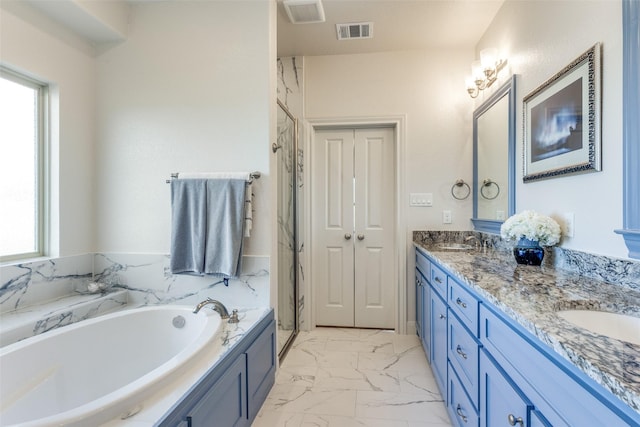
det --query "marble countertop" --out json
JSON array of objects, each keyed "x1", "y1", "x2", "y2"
[{"x1": 413, "y1": 240, "x2": 640, "y2": 415}]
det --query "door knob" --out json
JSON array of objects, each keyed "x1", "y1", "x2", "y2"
[
  {"x1": 344, "y1": 233, "x2": 352, "y2": 240},
  {"x1": 357, "y1": 234, "x2": 365, "y2": 240}
]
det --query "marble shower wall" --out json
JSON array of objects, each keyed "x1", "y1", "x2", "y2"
[{"x1": 277, "y1": 56, "x2": 305, "y2": 328}]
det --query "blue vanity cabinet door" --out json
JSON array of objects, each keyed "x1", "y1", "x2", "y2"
[
  {"x1": 448, "y1": 309, "x2": 480, "y2": 409},
  {"x1": 430, "y1": 285, "x2": 448, "y2": 396},
  {"x1": 416, "y1": 247, "x2": 432, "y2": 358},
  {"x1": 246, "y1": 319, "x2": 276, "y2": 422},
  {"x1": 479, "y1": 349, "x2": 531, "y2": 427},
  {"x1": 415, "y1": 269, "x2": 423, "y2": 340},
  {"x1": 187, "y1": 354, "x2": 248, "y2": 427},
  {"x1": 416, "y1": 267, "x2": 430, "y2": 359},
  {"x1": 530, "y1": 409, "x2": 553, "y2": 427},
  {"x1": 448, "y1": 362, "x2": 479, "y2": 427}
]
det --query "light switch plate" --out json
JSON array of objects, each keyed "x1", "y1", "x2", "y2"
[{"x1": 410, "y1": 193, "x2": 433, "y2": 207}]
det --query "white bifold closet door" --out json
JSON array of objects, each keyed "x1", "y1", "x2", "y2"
[{"x1": 312, "y1": 127, "x2": 395, "y2": 329}]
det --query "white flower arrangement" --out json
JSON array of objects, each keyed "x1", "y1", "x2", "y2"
[{"x1": 500, "y1": 210, "x2": 561, "y2": 247}]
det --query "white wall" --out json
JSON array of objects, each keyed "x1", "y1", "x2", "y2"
[
  {"x1": 304, "y1": 49, "x2": 474, "y2": 329},
  {"x1": 0, "y1": 1, "x2": 96, "y2": 257},
  {"x1": 477, "y1": 0, "x2": 626, "y2": 258},
  {"x1": 95, "y1": 1, "x2": 275, "y2": 255},
  {"x1": 305, "y1": 49, "x2": 475, "y2": 233}
]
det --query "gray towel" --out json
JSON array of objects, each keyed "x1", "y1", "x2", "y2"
[{"x1": 170, "y1": 178, "x2": 246, "y2": 277}]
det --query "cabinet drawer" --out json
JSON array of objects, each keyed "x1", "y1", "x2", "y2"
[
  {"x1": 448, "y1": 277, "x2": 479, "y2": 336},
  {"x1": 431, "y1": 263, "x2": 447, "y2": 298},
  {"x1": 448, "y1": 362, "x2": 479, "y2": 427},
  {"x1": 448, "y1": 310, "x2": 480, "y2": 409},
  {"x1": 416, "y1": 248, "x2": 431, "y2": 280}
]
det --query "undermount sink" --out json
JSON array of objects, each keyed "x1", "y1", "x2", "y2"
[
  {"x1": 557, "y1": 310, "x2": 640, "y2": 345},
  {"x1": 436, "y1": 243, "x2": 474, "y2": 251}
]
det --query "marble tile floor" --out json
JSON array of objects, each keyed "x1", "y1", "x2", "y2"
[{"x1": 253, "y1": 327, "x2": 453, "y2": 427}]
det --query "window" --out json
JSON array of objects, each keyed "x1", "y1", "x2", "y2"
[{"x1": 0, "y1": 68, "x2": 48, "y2": 261}]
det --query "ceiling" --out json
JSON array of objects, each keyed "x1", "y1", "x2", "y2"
[{"x1": 277, "y1": 0, "x2": 505, "y2": 57}]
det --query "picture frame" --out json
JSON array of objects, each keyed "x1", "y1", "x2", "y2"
[{"x1": 523, "y1": 43, "x2": 601, "y2": 182}]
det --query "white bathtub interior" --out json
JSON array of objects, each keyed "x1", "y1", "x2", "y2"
[{"x1": 0, "y1": 306, "x2": 222, "y2": 427}]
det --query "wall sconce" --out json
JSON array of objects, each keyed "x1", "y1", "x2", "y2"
[{"x1": 466, "y1": 48, "x2": 507, "y2": 98}]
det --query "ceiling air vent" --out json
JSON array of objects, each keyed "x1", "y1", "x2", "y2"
[
  {"x1": 283, "y1": 0, "x2": 325, "y2": 24},
  {"x1": 336, "y1": 22, "x2": 373, "y2": 40}
]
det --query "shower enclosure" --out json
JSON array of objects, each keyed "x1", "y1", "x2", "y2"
[{"x1": 275, "y1": 100, "x2": 298, "y2": 359}]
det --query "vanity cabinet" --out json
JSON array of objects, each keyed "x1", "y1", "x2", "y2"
[
  {"x1": 430, "y1": 284, "x2": 448, "y2": 396},
  {"x1": 414, "y1": 246, "x2": 640, "y2": 427},
  {"x1": 158, "y1": 311, "x2": 276, "y2": 427},
  {"x1": 415, "y1": 250, "x2": 431, "y2": 358}
]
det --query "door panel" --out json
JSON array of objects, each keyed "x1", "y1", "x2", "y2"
[
  {"x1": 313, "y1": 130, "x2": 355, "y2": 327},
  {"x1": 313, "y1": 127, "x2": 394, "y2": 329},
  {"x1": 354, "y1": 128, "x2": 395, "y2": 328}
]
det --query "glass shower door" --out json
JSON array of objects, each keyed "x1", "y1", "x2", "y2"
[{"x1": 276, "y1": 100, "x2": 297, "y2": 359}]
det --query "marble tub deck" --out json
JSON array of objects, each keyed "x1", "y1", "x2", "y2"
[
  {"x1": 414, "y1": 240, "x2": 640, "y2": 416},
  {"x1": 253, "y1": 327, "x2": 452, "y2": 427}
]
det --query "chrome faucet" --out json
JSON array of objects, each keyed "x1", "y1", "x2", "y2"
[
  {"x1": 465, "y1": 235, "x2": 481, "y2": 249},
  {"x1": 193, "y1": 298, "x2": 239, "y2": 323}
]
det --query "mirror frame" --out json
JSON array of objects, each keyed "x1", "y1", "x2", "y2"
[
  {"x1": 615, "y1": 0, "x2": 640, "y2": 259},
  {"x1": 471, "y1": 75, "x2": 517, "y2": 234}
]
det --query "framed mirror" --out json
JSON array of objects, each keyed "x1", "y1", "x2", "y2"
[{"x1": 471, "y1": 75, "x2": 516, "y2": 234}]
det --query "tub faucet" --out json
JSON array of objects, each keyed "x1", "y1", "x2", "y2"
[{"x1": 193, "y1": 298, "x2": 239, "y2": 323}]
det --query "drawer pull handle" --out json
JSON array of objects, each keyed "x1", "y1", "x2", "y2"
[
  {"x1": 456, "y1": 404, "x2": 468, "y2": 423},
  {"x1": 434, "y1": 276, "x2": 443, "y2": 284},
  {"x1": 439, "y1": 314, "x2": 446, "y2": 320},
  {"x1": 507, "y1": 414, "x2": 524, "y2": 427},
  {"x1": 456, "y1": 298, "x2": 467, "y2": 309},
  {"x1": 456, "y1": 345, "x2": 468, "y2": 359}
]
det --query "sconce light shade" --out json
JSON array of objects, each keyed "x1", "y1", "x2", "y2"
[
  {"x1": 466, "y1": 48, "x2": 507, "y2": 99},
  {"x1": 480, "y1": 48, "x2": 498, "y2": 71}
]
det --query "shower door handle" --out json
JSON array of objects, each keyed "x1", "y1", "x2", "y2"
[{"x1": 344, "y1": 233, "x2": 352, "y2": 240}]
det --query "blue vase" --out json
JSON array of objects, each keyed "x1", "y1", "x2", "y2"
[{"x1": 513, "y1": 238, "x2": 544, "y2": 265}]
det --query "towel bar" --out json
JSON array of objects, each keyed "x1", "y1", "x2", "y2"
[{"x1": 166, "y1": 172, "x2": 260, "y2": 184}]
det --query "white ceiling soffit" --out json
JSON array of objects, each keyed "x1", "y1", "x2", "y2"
[
  {"x1": 277, "y1": 0, "x2": 505, "y2": 57},
  {"x1": 26, "y1": 0, "x2": 128, "y2": 43},
  {"x1": 284, "y1": 0, "x2": 326, "y2": 24}
]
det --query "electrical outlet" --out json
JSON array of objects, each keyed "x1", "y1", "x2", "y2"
[
  {"x1": 443, "y1": 210, "x2": 452, "y2": 224},
  {"x1": 496, "y1": 210, "x2": 505, "y2": 220},
  {"x1": 562, "y1": 212, "x2": 575, "y2": 237}
]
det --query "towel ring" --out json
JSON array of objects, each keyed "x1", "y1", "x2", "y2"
[
  {"x1": 480, "y1": 179, "x2": 500, "y2": 200},
  {"x1": 451, "y1": 179, "x2": 471, "y2": 200}
]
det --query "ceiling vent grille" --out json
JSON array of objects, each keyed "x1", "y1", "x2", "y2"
[
  {"x1": 336, "y1": 22, "x2": 373, "y2": 40},
  {"x1": 283, "y1": 0, "x2": 325, "y2": 24}
]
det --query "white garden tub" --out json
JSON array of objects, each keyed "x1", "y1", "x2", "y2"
[{"x1": 0, "y1": 305, "x2": 222, "y2": 426}]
